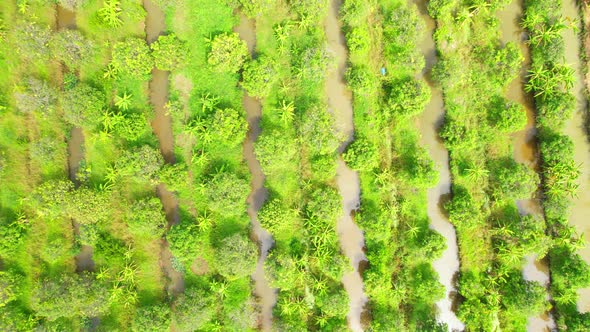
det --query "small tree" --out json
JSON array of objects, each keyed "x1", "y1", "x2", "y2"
[
  {"x1": 241, "y1": 56, "x2": 276, "y2": 98},
  {"x1": 214, "y1": 234, "x2": 257, "y2": 280},
  {"x1": 50, "y1": 29, "x2": 94, "y2": 69},
  {"x1": 61, "y1": 83, "x2": 106, "y2": 129},
  {"x1": 13, "y1": 78, "x2": 57, "y2": 115},
  {"x1": 132, "y1": 304, "x2": 172, "y2": 332},
  {"x1": 126, "y1": 198, "x2": 167, "y2": 238},
  {"x1": 151, "y1": 34, "x2": 187, "y2": 71},
  {"x1": 14, "y1": 21, "x2": 51, "y2": 62},
  {"x1": 208, "y1": 33, "x2": 249, "y2": 72},
  {"x1": 209, "y1": 108, "x2": 248, "y2": 147},
  {"x1": 384, "y1": 77, "x2": 430, "y2": 119},
  {"x1": 172, "y1": 288, "x2": 215, "y2": 331},
  {"x1": 487, "y1": 96, "x2": 527, "y2": 133},
  {"x1": 343, "y1": 137, "x2": 378, "y2": 171},
  {"x1": 205, "y1": 172, "x2": 250, "y2": 216},
  {"x1": 111, "y1": 38, "x2": 154, "y2": 80}
]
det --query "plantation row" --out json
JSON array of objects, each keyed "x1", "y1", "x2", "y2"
[{"x1": 1, "y1": 0, "x2": 590, "y2": 331}]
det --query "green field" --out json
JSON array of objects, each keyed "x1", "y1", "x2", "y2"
[{"x1": 0, "y1": 0, "x2": 589, "y2": 331}]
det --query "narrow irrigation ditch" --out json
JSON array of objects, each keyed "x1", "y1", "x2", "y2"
[
  {"x1": 234, "y1": 13, "x2": 276, "y2": 331},
  {"x1": 325, "y1": 0, "x2": 367, "y2": 330}
]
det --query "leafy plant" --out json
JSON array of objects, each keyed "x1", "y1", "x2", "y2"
[
  {"x1": 98, "y1": 0, "x2": 123, "y2": 28},
  {"x1": 151, "y1": 34, "x2": 187, "y2": 71},
  {"x1": 207, "y1": 33, "x2": 249, "y2": 72}
]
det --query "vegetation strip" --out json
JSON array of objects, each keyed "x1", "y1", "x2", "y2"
[{"x1": 522, "y1": 0, "x2": 590, "y2": 329}]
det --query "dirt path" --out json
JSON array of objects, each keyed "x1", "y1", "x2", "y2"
[
  {"x1": 144, "y1": 0, "x2": 184, "y2": 296},
  {"x1": 415, "y1": 1, "x2": 464, "y2": 330},
  {"x1": 325, "y1": 1, "x2": 367, "y2": 330},
  {"x1": 234, "y1": 14, "x2": 276, "y2": 331},
  {"x1": 562, "y1": 0, "x2": 590, "y2": 313}
]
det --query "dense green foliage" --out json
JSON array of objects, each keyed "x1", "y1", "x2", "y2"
[
  {"x1": 1, "y1": 0, "x2": 589, "y2": 330},
  {"x1": 522, "y1": 0, "x2": 590, "y2": 329}
]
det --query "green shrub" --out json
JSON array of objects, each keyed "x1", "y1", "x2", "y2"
[
  {"x1": 310, "y1": 154, "x2": 337, "y2": 182},
  {"x1": 488, "y1": 158, "x2": 539, "y2": 201},
  {"x1": 346, "y1": 26, "x2": 370, "y2": 55},
  {"x1": 0, "y1": 217, "x2": 28, "y2": 258},
  {"x1": 13, "y1": 78, "x2": 57, "y2": 115},
  {"x1": 167, "y1": 220, "x2": 200, "y2": 265},
  {"x1": 126, "y1": 198, "x2": 167, "y2": 238},
  {"x1": 343, "y1": 137, "x2": 378, "y2": 171},
  {"x1": 173, "y1": 288, "x2": 215, "y2": 331},
  {"x1": 111, "y1": 38, "x2": 154, "y2": 80},
  {"x1": 0, "y1": 271, "x2": 23, "y2": 308},
  {"x1": 207, "y1": 33, "x2": 249, "y2": 72},
  {"x1": 299, "y1": 105, "x2": 340, "y2": 155},
  {"x1": 115, "y1": 145, "x2": 163, "y2": 183},
  {"x1": 14, "y1": 21, "x2": 51, "y2": 62},
  {"x1": 132, "y1": 304, "x2": 172, "y2": 332},
  {"x1": 384, "y1": 78, "x2": 430, "y2": 119},
  {"x1": 151, "y1": 34, "x2": 187, "y2": 71},
  {"x1": 487, "y1": 96, "x2": 527, "y2": 133},
  {"x1": 66, "y1": 188, "x2": 112, "y2": 226},
  {"x1": 345, "y1": 65, "x2": 377, "y2": 95},
  {"x1": 50, "y1": 30, "x2": 94, "y2": 69},
  {"x1": 61, "y1": 83, "x2": 106, "y2": 129},
  {"x1": 205, "y1": 172, "x2": 249, "y2": 216},
  {"x1": 306, "y1": 187, "x2": 342, "y2": 222},
  {"x1": 214, "y1": 234, "x2": 257, "y2": 280},
  {"x1": 229, "y1": 0, "x2": 274, "y2": 18},
  {"x1": 209, "y1": 108, "x2": 248, "y2": 148},
  {"x1": 31, "y1": 274, "x2": 110, "y2": 321},
  {"x1": 241, "y1": 56, "x2": 276, "y2": 98},
  {"x1": 255, "y1": 129, "x2": 298, "y2": 176}
]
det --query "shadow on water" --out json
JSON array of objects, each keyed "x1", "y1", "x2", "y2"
[{"x1": 234, "y1": 14, "x2": 276, "y2": 332}]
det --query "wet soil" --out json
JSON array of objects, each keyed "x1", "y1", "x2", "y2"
[
  {"x1": 415, "y1": 1, "x2": 465, "y2": 330},
  {"x1": 562, "y1": 0, "x2": 590, "y2": 313},
  {"x1": 497, "y1": 1, "x2": 556, "y2": 329},
  {"x1": 234, "y1": 14, "x2": 276, "y2": 332},
  {"x1": 67, "y1": 126, "x2": 84, "y2": 183},
  {"x1": 144, "y1": 0, "x2": 184, "y2": 296},
  {"x1": 325, "y1": 1, "x2": 367, "y2": 330}
]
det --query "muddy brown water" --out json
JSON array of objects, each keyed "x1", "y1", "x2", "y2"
[
  {"x1": 234, "y1": 14, "x2": 276, "y2": 332},
  {"x1": 144, "y1": 0, "x2": 184, "y2": 296},
  {"x1": 325, "y1": 1, "x2": 367, "y2": 330},
  {"x1": 497, "y1": 1, "x2": 556, "y2": 330},
  {"x1": 57, "y1": 5, "x2": 97, "y2": 274},
  {"x1": 562, "y1": 0, "x2": 590, "y2": 313},
  {"x1": 415, "y1": 1, "x2": 464, "y2": 331}
]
